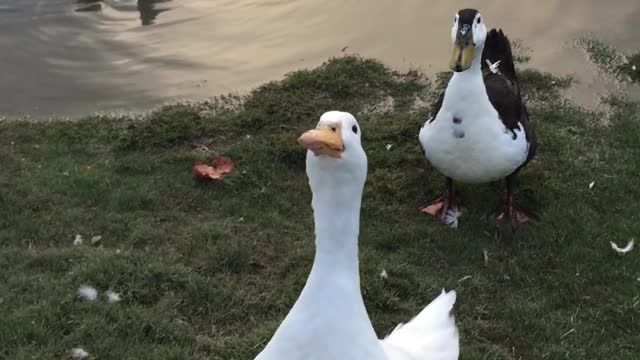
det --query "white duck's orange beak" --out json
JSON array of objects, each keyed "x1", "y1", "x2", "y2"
[{"x1": 298, "y1": 126, "x2": 344, "y2": 158}]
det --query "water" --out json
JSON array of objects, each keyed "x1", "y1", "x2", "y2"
[{"x1": 0, "y1": 0, "x2": 638, "y2": 118}]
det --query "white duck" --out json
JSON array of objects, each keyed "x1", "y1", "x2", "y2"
[{"x1": 255, "y1": 111, "x2": 459, "y2": 360}]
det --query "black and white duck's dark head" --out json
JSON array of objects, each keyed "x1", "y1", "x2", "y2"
[{"x1": 449, "y1": 8, "x2": 488, "y2": 72}]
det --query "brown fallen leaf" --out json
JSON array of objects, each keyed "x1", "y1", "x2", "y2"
[
  {"x1": 212, "y1": 156, "x2": 234, "y2": 173},
  {"x1": 193, "y1": 155, "x2": 234, "y2": 181},
  {"x1": 193, "y1": 163, "x2": 222, "y2": 180}
]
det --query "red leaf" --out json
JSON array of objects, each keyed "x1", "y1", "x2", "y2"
[
  {"x1": 192, "y1": 156, "x2": 234, "y2": 181},
  {"x1": 212, "y1": 156, "x2": 234, "y2": 174}
]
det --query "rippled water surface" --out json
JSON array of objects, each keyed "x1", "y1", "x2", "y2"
[{"x1": 0, "y1": 0, "x2": 638, "y2": 118}]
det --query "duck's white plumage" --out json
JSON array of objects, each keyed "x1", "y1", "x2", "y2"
[
  {"x1": 256, "y1": 111, "x2": 459, "y2": 360},
  {"x1": 419, "y1": 10, "x2": 530, "y2": 184},
  {"x1": 381, "y1": 290, "x2": 459, "y2": 359},
  {"x1": 419, "y1": 66, "x2": 528, "y2": 184}
]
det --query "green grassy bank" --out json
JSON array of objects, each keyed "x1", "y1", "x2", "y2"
[{"x1": 1, "y1": 46, "x2": 639, "y2": 359}]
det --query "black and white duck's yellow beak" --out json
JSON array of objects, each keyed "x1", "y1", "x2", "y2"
[
  {"x1": 298, "y1": 125, "x2": 344, "y2": 158},
  {"x1": 449, "y1": 24, "x2": 475, "y2": 72}
]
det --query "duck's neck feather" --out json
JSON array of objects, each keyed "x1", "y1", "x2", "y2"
[
  {"x1": 446, "y1": 45, "x2": 485, "y2": 99},
  {"x1": 310, "y1": 188, "x2": 361, "y2": 278}
]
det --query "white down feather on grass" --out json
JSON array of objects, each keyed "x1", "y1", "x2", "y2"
[{"x1": 77, "y1": 285, "x2": 98, "y2": 301}]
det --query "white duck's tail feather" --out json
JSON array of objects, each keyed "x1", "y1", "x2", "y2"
[{"x1": 380, "y1": 289, "x2": 459, "y2": 360}]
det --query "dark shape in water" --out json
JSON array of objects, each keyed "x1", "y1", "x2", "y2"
[
  {"x1": 73, "y1": 0, "x2": 172, "y2": 26},
  {"x1": 138, "y1": 0, "x2": 171, "y2": 26}
]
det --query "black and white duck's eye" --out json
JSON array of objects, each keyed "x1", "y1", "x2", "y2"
[
  {"x1": 352, "y1": 125, "x2": 358, "y2": 134},
  {"x1": 477, "y1": 17, "x2": 481, "y2": 24}
]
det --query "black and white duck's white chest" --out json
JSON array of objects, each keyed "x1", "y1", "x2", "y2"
[{"x1": 419, "y1": 69, "x2": 528, "y2": 184}]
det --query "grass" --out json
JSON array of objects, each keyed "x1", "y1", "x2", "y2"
[
  {"x1": 577, "y1": 37, "x2": 640, "y2": 84},
  {"x1": 1, "y1": 49, "x2": 639, "y2": 360}
]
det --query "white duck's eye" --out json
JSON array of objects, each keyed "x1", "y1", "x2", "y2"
[{"x1": 352, "y1": 125, "x2": 358, "y2": 134}]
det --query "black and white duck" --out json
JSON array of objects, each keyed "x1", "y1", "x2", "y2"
[{"x1": 418, "y1": 8, "x2": 536, "y2": 225}]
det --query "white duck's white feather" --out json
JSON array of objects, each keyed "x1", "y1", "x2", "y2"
[
  {"x1": 419, "y1": 45, "x2": 528, "y2": 184},
  {"x1": 256, "y1": 111, "x2": 459, "y2": 360},
  {"x1": 381, "y1": 290, "x2": 459, "y2": 360}
]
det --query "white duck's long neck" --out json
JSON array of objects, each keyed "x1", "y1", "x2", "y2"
[{"x1": 309, "y1": 184, "x2": 362, "y2": 280}]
